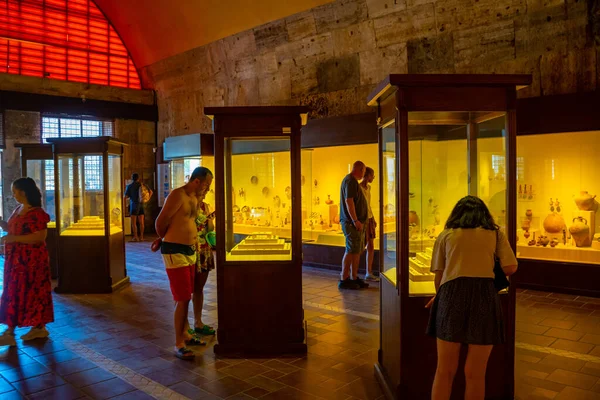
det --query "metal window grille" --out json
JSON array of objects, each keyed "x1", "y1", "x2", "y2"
[
  {"x1": 44, "y1": 159, "x2": 55, "y2": 190},
  {"x1": 0, "y1": 0, "x2": 141, "y2": 89},
  {"x1": 84, "y1": 155, "x2": 102, "y2": 190}
]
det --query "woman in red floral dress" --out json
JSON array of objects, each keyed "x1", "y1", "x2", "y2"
[{"x1": 0, "y1": 178, "x2": 53, "y2": 346}]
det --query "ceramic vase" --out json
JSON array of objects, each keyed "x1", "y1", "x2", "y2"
[
  {"x1": 521, "y1": 219, "x2": 531, "y2": 230},
  {"x1": 538, "y1": 235, "x2": 550, "y2": 247},
  {"x1": 543, "y1": 213, "x2": 565, "y2": 234},
  {"x1": 569, "y1": 217, "x2": 591, "y2": 247},
  {"x1": 526, "y1": 209, "x2": 533, "y2": 218},
  {"x1": 574, "y1": 191, "x2": 597, "y2": 211},
  {"x1": 524, "y1": 231, "x2": 530, "y2": 239},
  {"x1": 325, "y1": 195, "x2": 333, "y2": 205},
  {"x1": 409, "y1": 211, "x2": 420, "y2": 226}
]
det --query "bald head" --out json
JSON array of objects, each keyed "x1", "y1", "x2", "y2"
[{"x1": 351, "y1": 161, "x2": 366, "y2": 180}]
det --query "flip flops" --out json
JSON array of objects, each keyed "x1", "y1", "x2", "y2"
[
  {"x1": 185, "y1": 336, "x2": 206, "y2": 346},
  {"x1": 174, "y1": 347, "x2": 195, "y2": 360},
  {"x1": 190, "y1": 325, "x2": 215, "y2": 336}
]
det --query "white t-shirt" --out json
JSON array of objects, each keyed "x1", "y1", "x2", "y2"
[
  {"x1": 430, "y1": 228, "x2": 517, "y2": 287},
  {"x1": 361, "y1": 184, "x2": 373, "y2": 219}
]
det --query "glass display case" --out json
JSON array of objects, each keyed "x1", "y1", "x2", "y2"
[
  {"x1": 206, "y1": 105, "x2": 308, "y2": 355},
  {"x1": 163, "y1": 133, "x2": 215, "y2": 207},
  {"x1": 369, "y1": 74, "x2": 530, "y2": 400},
  {"x1": 512, "y1": 91, "x2": 600, "y2": 296},
  {"x1": 49, "y1": 137, "x2": 129, "y2": 294},
  {"x1": 16, "y1": 143, "x2": 58, "y2": 278}
]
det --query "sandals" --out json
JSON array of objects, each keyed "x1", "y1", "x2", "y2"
[
  {"x1": 185, "y1": 336, "x2": 206, "y2": 346},
  {"x1": 190, "y1": 325, "x2": 216, "y2": 336},
  {"x1": 174, "y1": 347, "x2": 195, "y2": 360}
]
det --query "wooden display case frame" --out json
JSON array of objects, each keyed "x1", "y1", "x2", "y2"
[
  {"x1": 15, "y1": 143, "x2": 58, "y2": 279},
  {"x1": 205, "y1": 106, "x2": 308, "y2": 355},
  {"x1": 49, "y1": 137, "x2": 129, "y2": 294},
  {"x1": 367, "y1": 74, "x2": 531, "y2": 400},
  {"x1": 513, "y1": 91, "x2": 600, "y2": 297}
]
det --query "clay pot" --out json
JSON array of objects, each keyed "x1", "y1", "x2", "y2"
[
  {"x1": 525, "y1": 209, "x2": 533, "y2": 218},
  {"x1": 550, "y1": 240, "x2": 558, "y2": 248},
  {"x1": 325, "y1": 195, "x2": 333, "y2": 205},
  {"x1": 528, "y1": 239, "x2": 536, "y2": 246},
  {"x1": 521, "y1": 219, "x2": 531, "y2": 230},
  {"x1": 543, "y1": 213, "x2": 566, "y2": 234},
  {"x1": 409, "y1": 211, "x2": 420, "y2": 226},
  {"x1": 569, "y1": 216, "x2": 591, "y2": 247},
  {"x1": 538, "y1": 235, "x2": 550, "y2": 247},
  {"x1": 574, "y1": 191, "x2": 597, "y2": 211},
  {"x1": 524, "y1": 231, "x2": 530, "y2": 239}
]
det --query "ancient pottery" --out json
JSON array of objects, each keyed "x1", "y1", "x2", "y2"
[
  {"x1": 550, "y1": 239, "x2": 558, "y2": 248},
  {"x1": 524, "y1": 231, "x2": 530, "y2": 239},
  {"x1": 543, "y1": 213, "x2": 565, "y2": 234},
  {"x1": 574, "y1": 191, "x2": 596, "y2": 211},
  {"x1": 409, "y1": 210, "x2": 420, "y2": 226},
  {"x1": 325, "y1": 195, "x2": 333, "y2": 205},
  {"x1": 526, "y1": 209, "x2": 533, "y2": 218},
  {"x1": 528, "y1": 239, "x2": 536, "y2": 246},
  {"x1": 569, "y1": 216, "x2": 592, "y2": 247},
  {"x1": 538, "y1": 235, "x2": 550, "y2": 247},
  {"x1": 521, "y1": 219, "x2": 531, "y2": 230}
]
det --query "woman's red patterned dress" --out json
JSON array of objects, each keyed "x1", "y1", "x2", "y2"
[{"x1": 0, "y1": 207, "x2": 54, "y2": 327}]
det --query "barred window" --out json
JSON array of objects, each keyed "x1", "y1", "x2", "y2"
[
  {"x1": 44, "y1": 160, "x2": 55, "y2": 191},
  {"x1": 42, "y1": 116, "x2": 112, "y2": 190}
]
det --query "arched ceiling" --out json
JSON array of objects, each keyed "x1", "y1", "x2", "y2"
[{"x1": 94, "y1": 0, "x2": 333, "y2": 68}]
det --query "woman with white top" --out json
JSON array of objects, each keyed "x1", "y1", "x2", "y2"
[
  {"x1": 426, "y1": 195, "x2": 517, "y2": 400},
  {"x1": 359, "y1": 167, "x2": 378, "y2": 282}
]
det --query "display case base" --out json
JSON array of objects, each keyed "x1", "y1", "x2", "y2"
[
  {"x1": 516, "y1": 258, "x2": 600, "y2": 297},
  {"x1": 302, "y1": 243, "x2": 380, "y2": 274}
]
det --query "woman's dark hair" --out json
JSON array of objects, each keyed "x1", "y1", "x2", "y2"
[
  {"x1": 445, "y1": 195, "x2": 498, "y2": 231},
  {"x1": 13, "y1": 177, "x2": 42, "y2": 207}
]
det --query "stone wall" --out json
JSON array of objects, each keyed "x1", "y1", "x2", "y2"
[{"x1": 143, "y1": 0, "x2": 598, "y2": 144}]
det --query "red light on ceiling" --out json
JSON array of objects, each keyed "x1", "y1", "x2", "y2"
[{"x1": 0, "y1": 0, "x2": 141, "y2": 89}]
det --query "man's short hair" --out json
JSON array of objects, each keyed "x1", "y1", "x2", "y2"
[
  {"x1": 190, "y1": 167, "x2": 213, "y2": 182},
  {"x1": 353, "y1": 161, "x2": 365, "y2": 171},
  {"x1": 132, "y1": 173, "x2": 139, "y2": 181}
]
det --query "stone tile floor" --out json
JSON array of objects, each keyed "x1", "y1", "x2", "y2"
[{"x1": 0, "y1": 241, "x2": 597, "y2": 399}]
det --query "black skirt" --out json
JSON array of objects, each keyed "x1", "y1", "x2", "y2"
[{"x1": 426, "y1": 277, "x2": 505, "y2": 345}]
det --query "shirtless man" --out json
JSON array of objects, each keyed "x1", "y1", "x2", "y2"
[{"x1": 155, "y1": 167, "x2": 213, "y2": 360}]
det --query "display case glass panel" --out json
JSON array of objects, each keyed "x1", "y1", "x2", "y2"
[
  {"x1": 225, "y1": 138, "x2": 292, "y2": 261},
  {"x1": 300, "y1": 144, "x2": 380, "y2": 249},
  {"x1": 57, "y1": 154, "x2": 122, "y2": 236},
  {"x1": 381, "y1": 123, "x2": 398, "y2": 284},
  {"x1": 27, "y1": 159, "x2": 56, "y2": 225},
  {"x1": 516, "y1": 131, "x2": 600, "y2": 265},
  {"x1": 407, "y1": 112, "x2": 507, "y2": 296},
  {"x1": 108, "y1": 155, "x2": 123, "y2": 233}
]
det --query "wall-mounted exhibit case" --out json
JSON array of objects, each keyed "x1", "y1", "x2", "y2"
[
  {"x1": 15, "y1": 143, "x2": 58, "y2": 279},
  {"x1": 513, "y1": 91, "x2": 600, "y2": 297},
  {"x1": 206, "y1": 106, "x2": 308, "y2": 355},
  {"x1": 49, "y1": 137, "x2": 129, "y2": 294},
  {"x1": 300, "y1": 113, "x2": 380, "y2": 272},
  {"x1": 163, "y1": 133, "x2": 215, "y2": 207},
  {"x1": 369, "y1": 74, "x2": 531, "y2": 400}
]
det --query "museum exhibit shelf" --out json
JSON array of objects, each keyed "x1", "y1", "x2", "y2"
[
  {"x1": 206, "y1": 105, "x2": 309, "y2": 355},
  {"x1": 369, "y1": 74, "x2": 531, "y2": 400},
  {"x1": 48, "y1": 137, "x2": 128, "y2": 294},
  {"x1": 15, "y1": 143, "x2": 58, "y2": 278},
  {"x1": 163, "y1": 133, "x2": 215, "y2": 206},
  {"x1": 512, "y1": 91, "x2": 600, "y2": 297}
]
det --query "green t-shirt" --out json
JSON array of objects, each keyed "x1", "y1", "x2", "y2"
[{"x1": 339, "y1": 174, "x2": 368, "y2": 224}]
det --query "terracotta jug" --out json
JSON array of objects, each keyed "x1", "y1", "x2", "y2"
[
  {"x1": 525, "y1": 209, "x2": 533, "y2": 218},
  {"x1": 521, "y1": 219, "x2": 531, "y2": 230},
  {"x1": 569, "y1": 217, "x2": 591, "y2": 247},
  {"x1": 543, "y1": 213, "x2": 565, "y2": 234},
  {"x1": 409, "y1": 211, "x2": 420, "y2": 226},
  {"x1": 574, "y1": 191, "x2": 597, "y2": 211},
  {"x1": 538, "y1": 235, "x2": 550, "y2": 247},
  {"x1": 325, "y1": 195, "x2": 334, "y2": 205}
]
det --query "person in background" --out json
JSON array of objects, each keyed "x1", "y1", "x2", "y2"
[
  {"x1": 154, "y1": 167, "x2": 213, "y2": 360},
  {"x1": 183, "y1": 187, "x2": 216, "y2": 341},
  {"x1": 360, "y1": 166, "x2": 378, "y2": 282},
  {"x1": 425, "y1": 196, "x2": 518, "y2": 400},
  {"x1": 0, "y1": 178, "x2": 54, "y2": 346},
  {"x1": 338, "y1": 161, "x2": 369, "y2": 290},
  {"x1": 125, "y1": 173, "x2": 152, "y2": 242}
]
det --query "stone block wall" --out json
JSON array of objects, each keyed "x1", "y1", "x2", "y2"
[{"x1": 143, "y1": 0, "x2": 599, "y2": 143}]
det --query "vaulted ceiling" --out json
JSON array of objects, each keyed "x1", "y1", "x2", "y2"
[{"x1": 94, "y1": 0, "x2": 332, "y2": 68}]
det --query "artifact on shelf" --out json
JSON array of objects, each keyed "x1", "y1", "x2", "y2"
[
  {"x1": 301, "y1": 175, "x2": 306, "y2": 186},
  {"x1": 262, "y1": 187, "x2": 270, "y2": 196},
  {"x1": 528, "y1": 239, "x2": 536, "y2": 246},
  {"x1": 273, "y1": 196, "x2": 281, "y2": 208},
  {"x1": 524, "y1": 231, "x2": 530, "y2": 239},
  {"x1": 526, "y1": 209, "x2": 533, "y2": 218},
  {"x1": 250, "y1": 176, "x2": 258, "y2": 185},
  {"x1": 550, "y1": 239, "x2": 558, "y2": 248},
  {"x1": 543, "y1": 198, "x2": 566, "y2": 234},
  {"x1": 539, "y1": 235, "x2": 549, "y2": 247},
  {"x1": 409, "y1": 210, "x2": 420, "y2": 226},
  {"x1": 325, "y1": 195, "x2": 333, "y2": 205},
  {"x1": 569, "y1": 216, "x2": 592, "y2": 247},
  {"x1": 574, "y1": 191, "x2": 597, "y2": 211},
  {"x1": 285, "y1": 186, "x2": 291, "y2": 199}
]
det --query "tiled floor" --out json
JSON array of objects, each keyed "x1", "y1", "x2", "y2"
[{"x1": 0, "y1": 241, "x2": 598, "y2": 399}]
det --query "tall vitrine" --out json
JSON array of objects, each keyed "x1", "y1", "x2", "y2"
[
  {"x1": 368, "y1": 75, "x2": 531, "y2": 400},
  {"x1": 49, "y1": 137, "x2": 129, "y2": 294},
  {"x1": 206, "y1": 106, "x2": 308, "y2": 355},
  {"x1": 15, "y1": 143, "x2": 58, "y2": 278}
]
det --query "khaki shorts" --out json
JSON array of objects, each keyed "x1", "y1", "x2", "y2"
[{"x1": 342, "y1": 221, "x2": 365, "y2": 254}]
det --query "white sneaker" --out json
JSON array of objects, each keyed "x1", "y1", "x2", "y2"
[
  {"x1": 20, "y1": 327, "x2": 49, "y2": 341},
  {"x1": 365, "y1": 274, "x2": 380, "y2": 282},
  {"x1": 0, "y1": 332, "x2": 16, "y2": 347}
]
